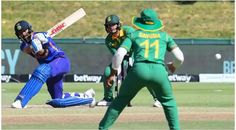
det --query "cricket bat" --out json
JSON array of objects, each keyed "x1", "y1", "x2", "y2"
[{"x1": 47, "y1": 8, "x2": 86, "y2": 38}]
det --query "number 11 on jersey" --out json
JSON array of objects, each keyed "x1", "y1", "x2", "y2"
[{"x1": 140, "y1": 40, "x2": 159, "y2": 59}]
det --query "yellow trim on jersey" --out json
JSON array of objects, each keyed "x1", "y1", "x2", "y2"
[
  {"x1": 119, "y1": 29, "x2": 125, "y2": 37},
  {"x1": 112, "y1": 29, "x2": 125, "y2": 40}
]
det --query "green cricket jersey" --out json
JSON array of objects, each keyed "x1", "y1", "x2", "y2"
[
  {"x1": 121, "y1": 30, "x2": 177, "y2": 65},
  {"x1": 105, "y1": 26, "x2": 135, "y2": 55},
  {"x1": 102, "y1": 26, "x2": 135, "y2": 102}
]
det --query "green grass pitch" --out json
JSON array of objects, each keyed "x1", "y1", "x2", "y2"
[{"x1": 2, "y1": 82, "x2": 234, "y2": 130}]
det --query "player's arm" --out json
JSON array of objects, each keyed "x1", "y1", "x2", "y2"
[
  {"x1": 106, "y1": 47, "x2": 128, "y2": 87},
  {"x1": 22, "y1": 46, "x2": 34, "y2": 57},
  {"x1": 166, "y1": 33, "x2": 184, "y2": 73},
  {"x1": 105, "y1": 38, "x2": 116, "y2": 55},
  {"x1": 31, "y1": 33, "x2": 49, "y2": 58},
  {"x1": 122, "y1": 26, "x2": 135, "y2": 62},
  {"x1": 167, "y1": 46, "x2": 184, "y2": 73},
  {"x1": 106, "y1": 38, "x2": 132, "y2": 86},
  {"x1": 112, "y1": 47, "x2": 128, "y2": 71},
  {"x1": 20, "y1": 41, "x2": 36, "y2": 57},
  {"x1": 31, "y1": 38, "x2": 49, "y2": 58}
]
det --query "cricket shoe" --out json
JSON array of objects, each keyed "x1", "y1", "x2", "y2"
[
  {"x1": 84, "y1": 88, "x2": 96, "y2": 108},
  {"x1": 11, "y1": 100, "x2": 27, "y2": 109},
  {"x1": 89, "y1": 97, "x2": 96, "y2": 108},
  {"x1": 153, "y1": 100, "x2": 162, "y2": 108},
  {"x1": 84, "y1": 88, "x2": 95, "y2": 98},
  {"x1": 96, "y1": 99, "x2": 112, "y2": 106}
]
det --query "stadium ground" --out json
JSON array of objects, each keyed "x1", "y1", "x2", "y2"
[{"x1": 2, "y1": 82, "x2": 234, "y2": 130}]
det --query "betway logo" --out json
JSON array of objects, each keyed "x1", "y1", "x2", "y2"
[
  {"x1": 168, "y1": 74, "x2": 191, "y2": 82},
  {"x1": 49, "y1": 22, "x2": 66, "y2": 36},
  {"x1": 74, "y1": 74, "x2": 102, "y2": 83}
]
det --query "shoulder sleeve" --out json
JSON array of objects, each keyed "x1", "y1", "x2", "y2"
[
  {"x1": 120, "y1": 37, "x2": 132, "y2": 52},
  {"x1": 123, "y1": 26, "x2": 135, "y2": 35},
  {"x1": 165, "y1": 33, "x2": 177, "y2": 52},
  {"x1": 20, "y1": 41, "x2": 29, "y2": 51},
  {"x1": 34, "y1": 32, "x2": 49, "y2": 44}
]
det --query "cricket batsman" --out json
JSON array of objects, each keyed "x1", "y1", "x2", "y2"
[
  {"x1": 11, "y1": 20, "x2": 96, "y2": 108},
  {"x1": 97, "y1": 15, "x2": 162, "y2": 107}
]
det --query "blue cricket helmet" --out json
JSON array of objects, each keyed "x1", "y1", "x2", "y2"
[{"x1": 14, "y1": 20, "x2": 33, "y2": 42}]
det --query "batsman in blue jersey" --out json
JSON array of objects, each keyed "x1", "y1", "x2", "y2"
[{"x1": 11, "y1": 20, "x2": 96, "y2": 108}]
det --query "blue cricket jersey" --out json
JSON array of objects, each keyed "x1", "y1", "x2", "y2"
[{"x1": 20, "y1": 32, "x2": 65, "y2": 64}]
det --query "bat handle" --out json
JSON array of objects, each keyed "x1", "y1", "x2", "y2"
[{"x1": 115, "y1": 74, "x2": 119, "y2": 97}]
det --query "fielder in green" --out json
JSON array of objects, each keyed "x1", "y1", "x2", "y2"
[
  {"x1": 97, "y1": 14, "x2": 162, "y2": 108},
  {"x1": 99, "y1": 8, "x2": 184, "y2": 130}
]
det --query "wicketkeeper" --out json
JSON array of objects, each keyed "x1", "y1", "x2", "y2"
[{"x1": 11, "y1": 20, "x2": 96, "y2": 108}]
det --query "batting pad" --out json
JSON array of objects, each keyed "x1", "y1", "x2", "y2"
[
  {"x1": 15, "y1": 75, "x2": 44, "y2": 108},
  {"x1": 46, "y1": 96, "x2": 93, "y2": 108}
]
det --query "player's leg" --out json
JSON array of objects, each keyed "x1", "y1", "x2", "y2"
[
  {"x1": 46, "y1": 88, "x2": 96, "y2": 108},
  {"x1": 46, "y1": 96, "x2": 94, "y2": 108},
  {"x1": 150, "y1": 64, "x2": 180, "y2": 130},
  {"x1": 97, "y1": 65, "x2": 114, "y2": 106},
  {"x1": 99, "y1": 63, "x2": 145, "y2": 129},
  {"x1": 121, "y1": 60, "x2": 132, "y2": 107},
  {"x1": 11, "y1": 64, "x2": 51, "y2": 108},
  {"x1": 46, "y1": 75, "x2": 64, "y2": 99},
  {"x1": 63, "y1": 88, "x2": 94, "y2": 98},
  {"x1": 63, "y1": 92, "x2": 80, "y2": 98},
  {"x1": 46, "y1": 56, "x2": 92, "y2": 99},
  {"x1": 46, "y1": 56, "x2": 70, "y2": 99},
  {"x1": 49, "y1": 56, "x2": 71, "y2": 78},
  {"x1": 45, "y1": 56, "x2": 95, "y2": 108},
  {"x1": 146, "y1": 86, "x2": 162, "y2": 107},
  {"x1": 46, "y1": 75, "x2": 96, "y2": 108}
]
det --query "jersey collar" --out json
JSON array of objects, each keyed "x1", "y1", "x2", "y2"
[{"x1": 112, "y1": 29, "x2": 125, "y2": 40}]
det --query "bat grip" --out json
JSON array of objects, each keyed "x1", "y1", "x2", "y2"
[{"x1": 115, "y1": 73, "x2": 119, "y2": 97}]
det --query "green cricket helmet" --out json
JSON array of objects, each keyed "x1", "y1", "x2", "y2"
[
  {"x1": 105, "y1": 15, "x2": 120, "y2": 25},
  {"x1": 104, "y1": 15, "x2": 121, "y2": 33}
]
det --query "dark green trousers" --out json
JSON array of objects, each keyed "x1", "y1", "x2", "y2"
[
  {"x1": 99, "y1": 62, "x2": 180, "y2": 130},
  {"x1": 102, "y1": 61, "x2": 157, "y2": 101}
]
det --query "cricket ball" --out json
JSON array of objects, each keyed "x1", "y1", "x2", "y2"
[{"x1": 215, "y1": 53, "x2": 221, "y2": 60}]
